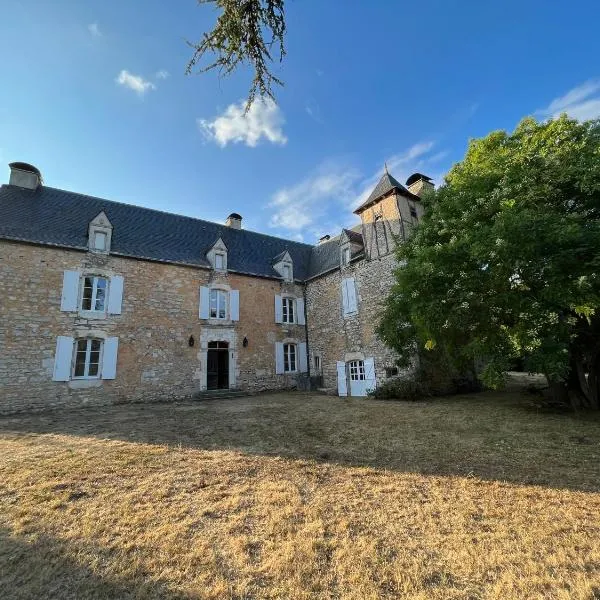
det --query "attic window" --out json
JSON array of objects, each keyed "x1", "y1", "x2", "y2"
[
  {"x1": 283, "y1": 264, "x2": 291, "y2": 281},
  {"x1": 215, "y1": 253, "x2": 225, "y2": 270},
  {"x1": 93, "y1": 232, "x2": 107, "y2": 251},
  {"x1": 342, "y1": 246, "x2": 351, "y2": 266}
]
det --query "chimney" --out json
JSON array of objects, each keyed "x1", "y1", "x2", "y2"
[
  {"x1": 9, "y1": 162, "x2": 42, "y2": 190},
  {"x1": 225, "y1": 213, "x2": 242, "y2": 229},
  {"x1": 406, "y1": 173, "x2": 434, "y2": 197},
  {"x1": 318, "y1": 234, "x2": 331, "y2": 244}
]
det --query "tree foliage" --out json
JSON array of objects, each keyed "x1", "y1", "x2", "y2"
[
  {"x1": 186, "y1": 0, "x2": 286, "y2": 108},
  {"x1": 379, "y1": 116, "x2": 600, "y2": 408}
]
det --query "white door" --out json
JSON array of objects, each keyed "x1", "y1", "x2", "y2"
[{"x1": 348, "y1": 360, "x2": 367, "y2": 396}]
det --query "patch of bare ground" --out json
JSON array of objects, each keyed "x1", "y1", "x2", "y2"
[{"x1": 1, "y1": 389, "x2": 600, "y2": 599}]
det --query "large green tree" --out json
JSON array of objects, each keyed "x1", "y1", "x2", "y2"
[{"x1": 379, "y1": 116, "x2": 600, "y2": 408}]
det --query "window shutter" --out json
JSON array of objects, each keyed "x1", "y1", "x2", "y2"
[
  {"x1": 346, "y1": 278, "x2": 358, "y2": 314},
  {"x1": 199, "y1": 286, "x2": 210, "y2": 319},
  {"x1": 274, "y1": 295, "x2": 283, "y2": 324},
  {"x1": 298, "y1": 342, "x2": 308, "y2": 373},
  {"x1": 364, "y1": 357, "x2": 376, "y2": 393},
  {"x1": 107, "y1": 275, "x2": 124, "y2": 315},
  {"x1": 336, "y1": 361, "x2": 348, "y2": 397},
  {"x1": 296, "y1": 298, "x2": 306, "y2": 325},
  {"x1": 341, "y1": 279, "x2": 349, "y2": 315},
  {"x1": 230, "y1": 290, "x2": 240, "y2": 321},
  {"x1": 102, "y1": 337, "x2": 119, "y2": 380},
  {"x1": 60, "y1": 270, "x2": 80, "y2": 312},
  {"x1": 52, "y1": 336, "x2": 74, "y2": 381},
  {"x1": 275, "y1": 342, "x2": 284, "y2": 374}
]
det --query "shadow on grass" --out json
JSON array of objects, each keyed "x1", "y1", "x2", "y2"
[
  {"x1": 1, "y1": 389, "x2": 600, "y2": 493},
  {"x1": 0, "y1": 526, "x2": 189, "y2": 600}
]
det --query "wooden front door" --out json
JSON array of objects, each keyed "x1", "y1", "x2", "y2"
[{"x1": 207, "y1": 341, "x2": 229, "y2": 390}]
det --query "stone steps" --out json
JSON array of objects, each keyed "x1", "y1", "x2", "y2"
[{"x1": 194, "y1": 389, "x2": 251, "y2": 401}]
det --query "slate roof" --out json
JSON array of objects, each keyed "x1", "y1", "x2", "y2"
[
  {"x1": 0, "y1": 184, "x2": 315, "y2": 280},
  {"x1": 354, "y1": 172, "x2": 418, "y2": 214},
  {"x1": 306, "y1": 228, "x2": 365, "y2": 280}
]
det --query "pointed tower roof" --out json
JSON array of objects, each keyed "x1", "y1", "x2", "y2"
[{"x1": 354, "y1": 170, "x2": 418, "y2": 214}]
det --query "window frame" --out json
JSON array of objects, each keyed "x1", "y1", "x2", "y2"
[
  {"x1": 72, "y1": 338, "x2": 103, "y2": 380},
  {"x1": 283, "y1": 264, "x2": 292, "y2": 281},
  {"x1": 348, "y1": 360, "x2": 366, "y2": 381},
  {"x1": 283, "y1": 343, "x2": 297, "y2": 373},
  {"x1": 93, "y1": 231, "x2": 107, "y2": 251},
  {"x1": 80, "y1": 275, "x2": 109, "y2": 313},
  {"x1": 215, "y1": 252, "x2": 225, "y2": 270},
  {"x1": 282, "y1": 297, "x2": 295, "y2": 324},
  {"x1": 342, "y1": 246, "x2": 351, "y2": 266},
  {"x1": 209, "y1": 288, "x2": 228, "y2": 320}
]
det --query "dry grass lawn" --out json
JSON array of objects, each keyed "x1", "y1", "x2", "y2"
[{"x1": 1, "y1": 389, "x2": 600, "y2": 599}]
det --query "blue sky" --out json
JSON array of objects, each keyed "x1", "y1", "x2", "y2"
[{"x1": 1, "y1": 0, "x2": 599, "y2": 244}]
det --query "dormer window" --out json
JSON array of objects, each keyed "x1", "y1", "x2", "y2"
[
  {"x1": 283, "y1": 265, "x2": 291, "y2": 280},
  {"x1": 273, "y1": 250, "x2": 294, "y2": 282},
  {"x1": 88, "y1": 211, "x2": 113, "y2": 254},
  {"x1": 207, "y1": 238, "x2": 228, "y2": 271}
]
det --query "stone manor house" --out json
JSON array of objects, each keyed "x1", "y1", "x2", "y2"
[{"x1": 0, "y1": 162, "x2": 432, "y2": 413}]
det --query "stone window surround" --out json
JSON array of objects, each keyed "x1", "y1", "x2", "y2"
[
  {"x1": 282, "y1": 296, "x2": 296, "y2": 324},
  {"x1": 207, "y1": 238, "x2": 228, "y2": 272},
  {"x1": 76, "y1": 267, "x2": 118, "y2": 320},
  {"x1": 283, "y1": 342, "x2": 297, "y2": 373},
  {"x1": 68, "y1": 328, "x2": 110, "y2": 389},
  {"x1": 206, "y1": 282, "x2": 232, "y2": 324},
  {"x1": 72, "y1": 337, "x2": 104, "y2": 381}
]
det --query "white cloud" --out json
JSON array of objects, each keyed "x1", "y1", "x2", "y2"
[
  {"x1": 156, "y1": 70, "x2": 170, "y2": 80},
  {"x1": 116, "y1": 70, "x2": 157, "y2": 96},
  {"x1": 198, "y1": 98, "x2": 287, "y2": 147},
  {"x1": 88, "y1": 23, "x2": 101, "y2": 37},
  {"x1": 539, "y1": 79, "x2": 600, "y2": 121}
]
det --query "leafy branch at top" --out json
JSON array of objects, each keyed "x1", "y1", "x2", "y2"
[{"x1": 186, "y1": 0, "x2": 286, "y2": 108}]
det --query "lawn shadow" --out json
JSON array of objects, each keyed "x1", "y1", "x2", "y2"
[
  {"x1": 1, "y1": 388, "x2": 600, "y2": 493},
  {"x1": 0, "y1": 526, "x2": 191, "y2": 600}
]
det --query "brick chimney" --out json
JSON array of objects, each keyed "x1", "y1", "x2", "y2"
[
  {"x1": 225, "y1": 213, "x2": 242, "y2": 229},
  {"x1": 9, "y1": 162, "x2": 42, "y2": 190},
  {"x1": 406, "y1": 173, "x2": 434, "y2": 197}
]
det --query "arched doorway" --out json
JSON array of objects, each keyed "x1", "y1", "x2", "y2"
[{"x1": 207, "y1": 341, "x2": 229, "y2": 390}]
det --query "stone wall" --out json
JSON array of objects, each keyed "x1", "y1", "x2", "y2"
[
  {"x1": 0, "y1": 240, "x2": 306, "y2": 413},
  {"x1": 306, "y1": 250, "x2": 413, "y2": 390}
]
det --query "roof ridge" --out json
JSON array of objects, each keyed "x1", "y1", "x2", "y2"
[{"x1": 34, "y1": 185, "x2": 315, "y2": 249}]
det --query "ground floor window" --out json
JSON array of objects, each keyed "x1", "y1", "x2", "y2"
[
  {"x1": 314, "y1": 354, "x2": 321, "y2": 373},
  {"x1": 73, "y1": 338, "x2": 102, "y2": 378},
  {"x1": 283, "y1": 343, "x2": 297, "y2": 373},
  {"x1": 348, "y1": 360, "x2": 365, "y2": 381}
]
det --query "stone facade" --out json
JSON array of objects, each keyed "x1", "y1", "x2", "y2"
[
  {"x1": 0, "y1": 240, "x2": 306, "y2": 413},
  {"x1": 0, "y1": 164, "x2": 430, "y2": 413}
]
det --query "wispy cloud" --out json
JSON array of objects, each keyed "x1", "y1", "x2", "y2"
[
  {"x1": 156, "y1": 70, "x2": 170, "y2": 80},
  {"x1": 351, "y1": 141, "x2": 437, "y2": 209},
  {"x1": 198, "y1": 98, "x2": 287, "y2": 147},
  {"x1": 88, "y1": 23, "x2": 101, "y2": 37},
  {"x1": 116, "y1": 70, "x2": 157, "y2": 96},
  {"x1": 268, "y1": 141, "x2": 449, "y2": 241},
  {"x1": 538, "y1": 79, "x2": 600, "y2": 121},
  {"x1": 269, "y1": 163, "x2": 360, "y2": 232}
]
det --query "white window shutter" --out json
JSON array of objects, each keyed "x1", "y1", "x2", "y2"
[
  {"x1": 347, "y1": 278, "x2": 358, "y2": 313},
  {"x1": 199, "y1": 286, "x2": 210, "y2": 319},
  {"x1": 274, "y1": 295, "x2": 283, "y2": 324},
  {"x1": 275, "y1": 342, "x2": 284, "y2": 374},
  {"x1": 230, "y1": 290, "x2": 240, "y2": 321},
  {"x1": 364, "y1": 357, "x2": 376, "y2": 393},
  {"x1": 102, "y1": 337, "x2": 119, "y2": 380},
  {"x1": 107, "y1": 275, "x2": 124, "y2": 315},
  {"x1": 298, "y1": 342, "x2": 308, "y2": 373},
  {"x1": 336, "y1": 361, "x2": 348, "y2": 397},
  {"x1": 296, "y1": 298, "x2": 306, "y2": 325},
  {"x1": 60, "y1": 270, "x2": 80, "y2": 312},
  {"x1": 53, "y1": 336, "x2": 74, "y2": 381},
  {"x1": 341, "y1": 279, "x2": 349, "y2": 315}
]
